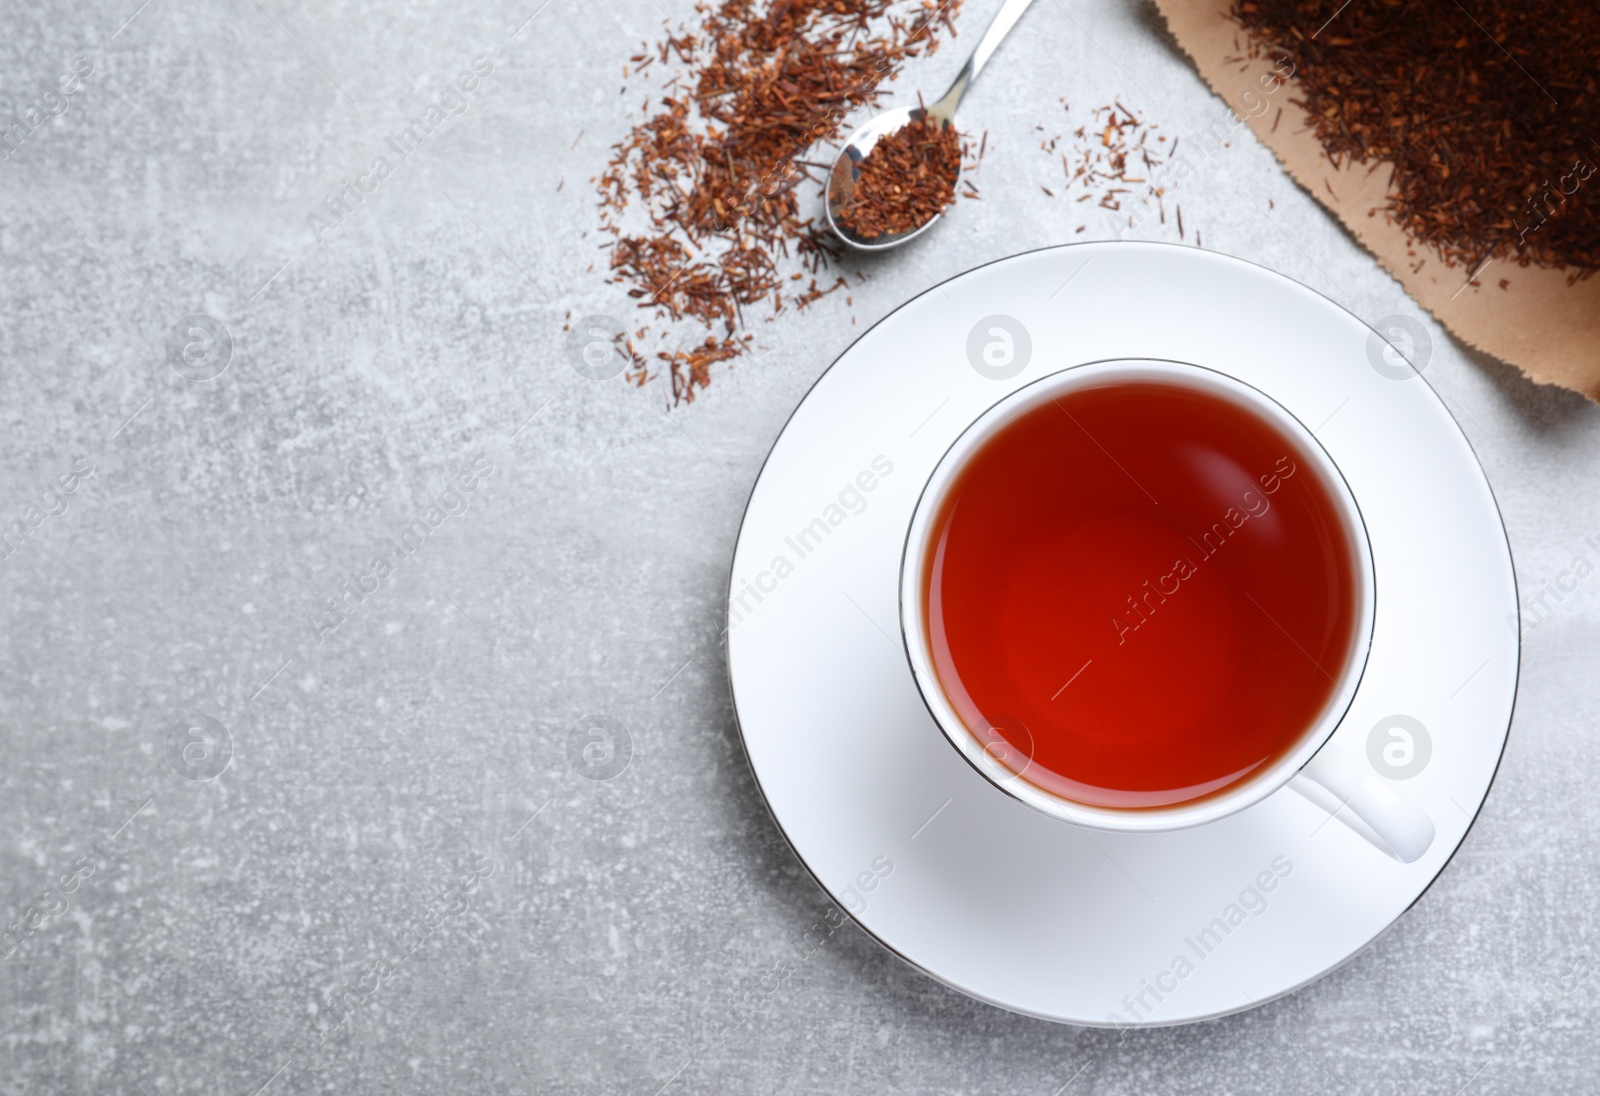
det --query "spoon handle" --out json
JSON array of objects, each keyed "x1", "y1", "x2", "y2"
[{"x1": 935, "y1": 0, "x2": 1037, "y2": 117}]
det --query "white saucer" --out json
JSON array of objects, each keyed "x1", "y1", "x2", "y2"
[{"x1": 726, "y1": 242, "x2": 1518, "y2": 1026}]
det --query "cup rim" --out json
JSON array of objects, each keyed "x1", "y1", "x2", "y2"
[{"x1": 899, "y1": 358, "x2": 1377, "y2": 833}]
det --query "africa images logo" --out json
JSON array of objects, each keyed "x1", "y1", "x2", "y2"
[
  {"x1": 309, "y1": 458, "x2": 494, "y2": 642},
  {"x1": 966, "y1": 315, "x2": 1032, "y2": 380},
  {"x1": 306, "y1": 56, "x2": 496, "y2": 244},
  {"x1": 1109, "y1": 855, "x2": 1294, "y2": 1025},
  {"x1": 1111, "y1": 456, "x2": 1297, "y2": 645},
  {"x1": 1, "y1": 55, "x2": 94, "y2": 163},
  {"x1": 727, "y1": 455, "x2": 895, "y2": 631}
]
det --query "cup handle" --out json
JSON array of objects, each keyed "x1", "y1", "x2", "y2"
[{"x1": 1288, "y1": 747, "x2": 1435, "y2": 863}]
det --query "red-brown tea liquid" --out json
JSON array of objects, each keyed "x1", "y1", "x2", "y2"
[{"x1": 921, "y1": 378, "x2": 1362, "y2": 810}]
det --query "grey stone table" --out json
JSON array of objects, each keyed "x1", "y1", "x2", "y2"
[{"x1": 1, "y1": 1, "x2": 1596, "y2": 1093}]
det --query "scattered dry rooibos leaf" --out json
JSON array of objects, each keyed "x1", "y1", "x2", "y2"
[
  {"x1": 1042, "y1": 102, "x2": 1190, "y2": 241},
  {"x1": 597, "y1": 0, "x2": 963, "y2": 403}
]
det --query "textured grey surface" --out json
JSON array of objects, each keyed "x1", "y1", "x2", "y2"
[{"x1": 1, "y1": 0, "x2": 1597, "y2": 1093}]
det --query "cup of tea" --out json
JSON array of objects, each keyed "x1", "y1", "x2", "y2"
[{"x1": 900, "y1": 359, "x2": 1434, "y2": 861}]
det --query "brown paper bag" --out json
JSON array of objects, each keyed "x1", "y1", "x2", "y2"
[{"x1": 1153, "y1": 0, "x2": 1600, "y2": 398}]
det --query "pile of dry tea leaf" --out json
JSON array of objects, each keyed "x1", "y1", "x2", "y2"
[
  {"x1": 831, "y1": 116, "x2": 966, "y2": 240},
  {"x1": 597, "y1": 0, "x2": 962, "y2": 403},
  {"x1": 1231, "y1": 0, "x2": 1600, "y2": 276}
]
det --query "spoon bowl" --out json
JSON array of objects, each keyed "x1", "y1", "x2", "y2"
[
  {"x1": 823, "y1": 0, "x2": 1036, "y2": 252},
  {"x1": 825, "y1": 106, "x2": 960, "y2": 252}
]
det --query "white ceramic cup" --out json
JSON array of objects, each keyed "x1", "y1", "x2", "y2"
[{"x1": 900, "y1": 360, "x2": 1435, "y2": 862}]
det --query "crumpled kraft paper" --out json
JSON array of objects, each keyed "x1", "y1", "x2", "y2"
[{"x1": 1153, "y1": 0, "x2": 1600, "y2": 398}]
